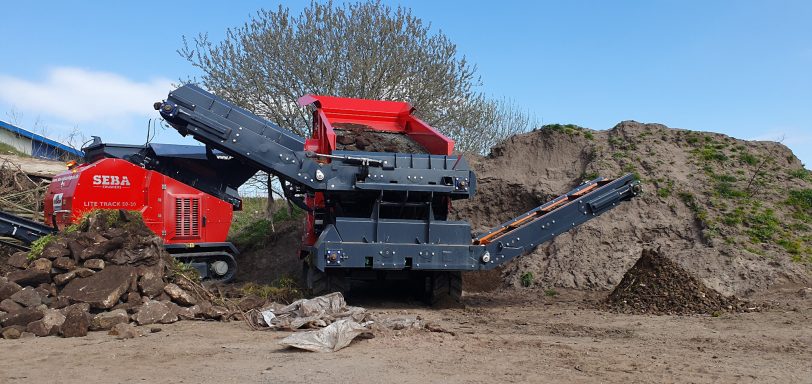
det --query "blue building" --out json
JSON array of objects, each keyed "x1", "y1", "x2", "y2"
[{"x1": 0, "y1": 120, "x2": 83, "y2": 160}]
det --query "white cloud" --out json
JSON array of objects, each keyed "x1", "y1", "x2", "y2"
[{"x1": 0, "y1": 67, "x2": 173, "y2": 122}]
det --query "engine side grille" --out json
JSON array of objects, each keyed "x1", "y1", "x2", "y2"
[{"x1": 175, "y1": 197, "x2": 200, "y2": 238}]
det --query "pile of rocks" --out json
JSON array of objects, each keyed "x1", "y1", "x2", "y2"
[{"x1": 0, "y1": 210, "x2": 230, "y2": 340}]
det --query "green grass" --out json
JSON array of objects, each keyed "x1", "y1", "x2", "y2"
[
  {"x1": 738, "y1": 152, "x2": 759, "y2": 166},
  {"x1": 520, "y1": 271, "x2": 534, "y2": 287},
  {"x1": 722, "y1": 207, "x2": 746, "y2": 226},
  {"x1": 229, "y1": 197, "x2": 303, "y2": 250},
  {"x1": 171, "y1": 258, "x2": 202, "y2": 282},
  {"x1": 777, "y1": 238, "x2": 802, "y2": 255},
  {"x1": 746, "y1": 208, "x2": 780, "y2": 243},
  {"x1": 786, "y1": 189, "x2": 812, "y2": 211},
  {"x1": 544, "y1": 288, "x2": 558, "y2": 297},
  {"x1": 241, "y1": 278, "x2": 302, "y2": 303},
  {"x1": 693, "y1": 145, "x2": 727, "y2": 162},
  {"x1": 27, "y1": 234, "x2": 54, "y2": 259},
  {"x1": 788, "y1": 168, "x2": 809, "y2": 180},
  {"x1": 0, "y1": 142, "x2": 29, "y2": 157},
  {"x1": 657, "y1": 186, "x2": 672, "y2": 198},
  {"x1": 581, "y1": 171, "x2": 599, "y2": 181},
  {"x1": 541, "y1": 123, "x2": 586, "y2": 136}
]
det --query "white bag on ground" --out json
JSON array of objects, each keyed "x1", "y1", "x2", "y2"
[{"x1": 278, "y1": 319, "x2": 368, "y2": 352}]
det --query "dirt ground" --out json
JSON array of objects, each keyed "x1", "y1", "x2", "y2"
[{"x1": 2, "y1": 287, "x2": 809, "y2": 384}]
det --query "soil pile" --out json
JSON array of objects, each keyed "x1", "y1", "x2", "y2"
[
  {"x1": 605, "y1": 248, "x2": 744, "y2": 315},
  {"x1": 453, "y1": 121, "x2": 812, "y2": 296},
  {"x1": 0, "y1": 210, "x2": 234, "y2": 340},
  {"x1": 234, "y1": 220, "x2": 303, "y2": 285},
  {"x1": 334, "y1": 122, "x2": 428, "y2": 153}
]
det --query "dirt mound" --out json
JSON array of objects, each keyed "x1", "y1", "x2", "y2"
[
  {"x1": 0, "y1": 210, "x2": 235, "y2": 340},
  {"x1": 453, "y1": 121, "x2": 812, "y2": 296},
  {"x1": 234, "y1": 220, "x2": 304, "y2": 284},
  {"x1": 605, "y1": 248, "x2": 744, "y2": 315}
]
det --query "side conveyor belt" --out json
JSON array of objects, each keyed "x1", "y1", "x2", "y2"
[{"x1": 475, "y1": 174, "x2": 641, "y2": 269}]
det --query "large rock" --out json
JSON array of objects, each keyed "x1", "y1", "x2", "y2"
[
  {"x1": 83, "y1": 259, "x2": 105, "y2": 270},
  {"x1": 177, "y1": 304, "x2": 202, "y2": 320},
  {"x1": 53, "y1": 271, "x2": 77, "y2": 286},
  {"x1": 199, "y1": 302, "x2": 229, "y2": 320},
  {"x1": 52, "y1": 256, "x2": 77, "y2": 271},
  {"x1": 79, "y1": 237, "x2": 124, "y2": 261},
  {"x1": 134, "y1": 300, "x2": 175, "y2": 325},
  {"x1": 0, "y1": 282, "x2": 22, "y2": 301},
  {"x1": 164, "y1": 283, "x2": 196, "y2": 306},
  {"x1": 2, "y1": 327, "x2": 21, "y2": 339},
  {"x1": 26, "y1": 309, "x2": 65, "y2": 336},
  {"x1": 60, "y1": 266, "x2": 136, "y2": 309},
  {"x1": 0, "y1": 307, "x2": 44, "y2": 327},
  {"x1": 10, "y1": 287, "x2": 41, "y2": 308},
  {"x1": 49, "y1": 296, "x2": 71, "y2": 309},
  {"x1": 138, "y1": 272, "x2": 166, "y2": 298},
  {"x1": 0, "y1": 299, "x2": 23, "y2": 313},
  {"x1": 6, "y1": 268, "x2": 51, "y2": 286},
  {"x1": 90, "y1": 309, "x2": 129, "y2": 331},
  {"x1": 41, "y1": 239, "x2": 71, "y2": 259},
  {"x1": 108, "y1": 322, "x2": 141, "y2": 339},
  {"x1": 60, "y1": 306, "x2": 90, "y2": 337},
  {"x1": 29, "y1": 258, "x2": 53, "y2": 272},
  {"x1": 74, "y1": 268, "x2": 95, "y2": 278},
  {"x1": 7, "y1": 252, "x2": 30, "y2": 269}
]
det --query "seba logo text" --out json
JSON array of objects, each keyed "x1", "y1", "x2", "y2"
[{"x1": 92, "y1": 175, "x2": 131, "y2": 188}]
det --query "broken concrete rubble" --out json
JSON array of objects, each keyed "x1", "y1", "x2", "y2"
[
  {"x1": 10, "y1": 286, "x2": 41, "y2": 307},
  {"x1": 60, "y1": 306, "x2": 89, "y2": 337},
  {"x1": 0, "y1": 210, "x2": 234, "y2": 340},
  {"x1": 108, "y1": 322, "x2": 141, "y2": 339},
  {"x1": 60, "y1": 265, "x2": 135, "y2": 309},
  {"x1": 164, "y1": 283, "x2": 196, "y2": 306},
  {"x1": 90, "y1": 309, "x2": 129, "y2": 331},
  {"x1": 134, "y1": 300, "x2": 174, "y2": 325}
]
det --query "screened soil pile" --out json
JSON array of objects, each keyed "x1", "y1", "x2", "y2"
[
  {"x1": 0, "y1": 210, "x2": 242, "y2": 340},
  {"x1": 605, "y1": 248, "x2": 745, "y2": 315},
  {"x1": 333, "y1": 122, "x2": 428, "y2": 154}
]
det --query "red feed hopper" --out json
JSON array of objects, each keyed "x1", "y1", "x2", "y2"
[{"x1": 297, "y1": 95, "x2": 454, "y2": 156}]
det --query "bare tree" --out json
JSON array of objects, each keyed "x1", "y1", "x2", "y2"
[{"x1": 179, "y1": 0, "x2": 530, "y2": 155}]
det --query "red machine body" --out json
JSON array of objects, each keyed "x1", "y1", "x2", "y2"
[
  {"x1": 43, "y1": 158, "x2": 233, "y2": 245},
  {"x1": 296, "y1": 95, "x2": 456, "y2": 247}
]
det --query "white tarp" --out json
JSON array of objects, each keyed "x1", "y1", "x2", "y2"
[
  {"x1": 256, "y1": 292, "x2": 366, "y2": 330},
  {"x1": 278, "y1": 318, "x2": 370, "y2": 352}
]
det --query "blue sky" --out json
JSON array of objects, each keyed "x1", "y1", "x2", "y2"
[{"x1": 1, "y1": 1, "x2": 810, "y2": 166}]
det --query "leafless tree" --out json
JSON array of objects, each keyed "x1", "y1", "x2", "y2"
[{"x1": 179, "y1": 0, "x2": 531, "y2": 155}]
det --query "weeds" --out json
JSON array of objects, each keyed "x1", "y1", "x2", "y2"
[
  {"x1": 520, "y1": 271, "x2": 534, "y2": 287},
  {"x1": 241, "y1": 278, "x2": 302, "y2": 303},
  {"x1": 693, "y1": 145, "x2": 727, "y2": 162},
  {"x1": 746, "y1": 208, "x2": 780, "y2": 243},
  {"x1": 788, "y1": 168, "x2": 810, "y2": 180},
  {"x1": 171, "y1": 258, "x2": 202, "y2": 282},
  {"x1": 27, "y1": 234, "x2": 54, "y2": 259},
  {"x1": 786, "y1": 189, "x2": 812, "y2": 211}
]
